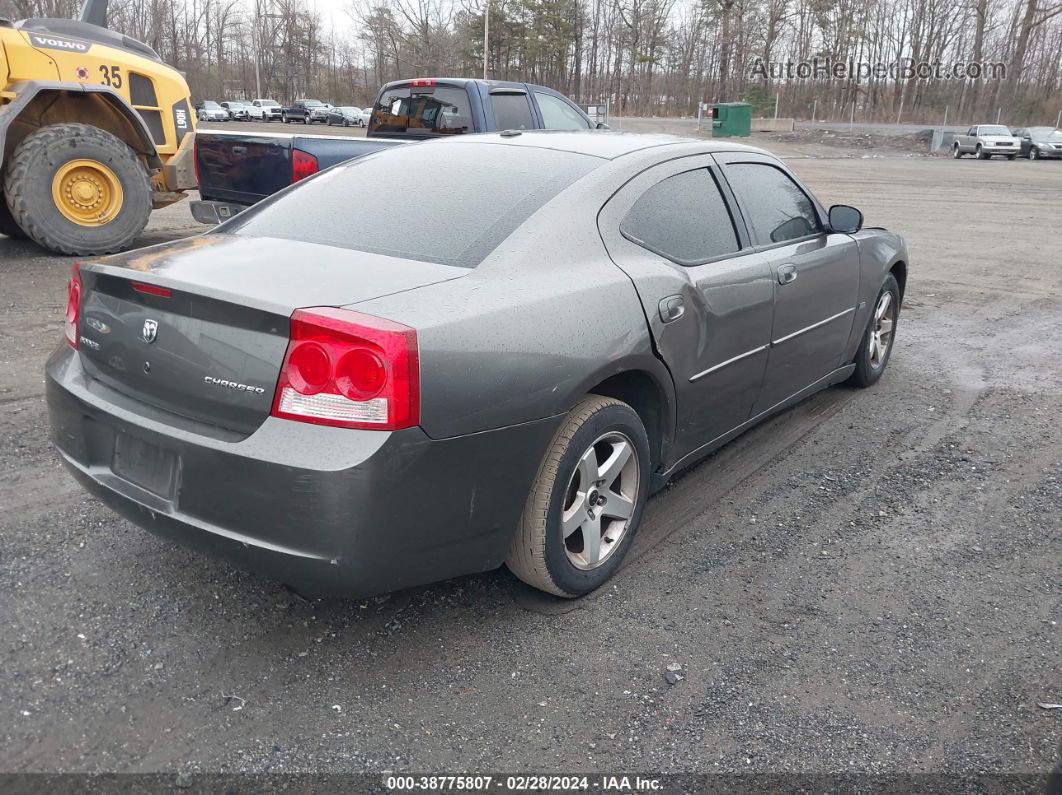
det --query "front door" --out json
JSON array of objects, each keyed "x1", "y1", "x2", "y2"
[
  {"x1": 598, "y1": 155, "x2": 775, "y2": 461},
  {"x1": 715, "y1": 153, "x2": 861, "y2": 414}
]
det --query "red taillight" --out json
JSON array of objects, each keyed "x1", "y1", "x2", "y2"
[
  {"x1": 271, "y1": 308, "x2": 419, "y2": 431},
  {"x1": 292, "y1": 149, "x2": 318, "y2": 182},
  {"x1": 64, "y1": 262, "x2": 82, "y2": 349},
  {"x1": 131, "y1": 281, "x2": 172, "y2": 297}
]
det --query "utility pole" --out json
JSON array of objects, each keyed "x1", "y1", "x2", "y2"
[
  {"x1": 253, "y1": 0, "x2": 262, "y2": 100},
  {"x1": 482, "y1": 0, "x2": 490, "y2": 80}
]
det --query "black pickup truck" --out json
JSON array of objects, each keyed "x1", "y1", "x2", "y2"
[{"x1": 191, "y1": 78, "x2": 599, "y2": 223}]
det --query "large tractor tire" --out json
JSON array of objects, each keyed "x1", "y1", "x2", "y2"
[
  {"x1": 0, "y1": 191, "x2": 27, "y2": 239},
  {"x1": 4, "y1": 123, "x2": 152, "y2": 256}
]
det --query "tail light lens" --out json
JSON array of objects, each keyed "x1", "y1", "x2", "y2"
[
  {"x1": 271, "y1": 308, "x2": 419, "y2": 431},
  {"x1": 292, "y1": 149, "x2": 318, "y2": 182},
  {"x1": 64, "y1": 262, "x2": 82, "y2": 349}
]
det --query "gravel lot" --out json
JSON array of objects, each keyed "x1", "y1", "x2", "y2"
[{"x1": 1, "y1": 127, "x2": 1059, "y2": 780}]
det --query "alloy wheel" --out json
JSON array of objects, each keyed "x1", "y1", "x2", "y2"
[
  {"x1": 869, "y1": 290, "x2": 895, "y2": 369},
  {"x1": 561, "y1": 431, "x2": 640, "y2": 570}
]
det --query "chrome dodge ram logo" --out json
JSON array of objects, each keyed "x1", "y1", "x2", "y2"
[{"x1": 142, "y1": 319, "x2": 158, "y2": 343}]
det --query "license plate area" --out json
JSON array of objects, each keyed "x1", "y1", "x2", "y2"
[{"x1": 112, "y1": 433, "x2": 178, "y2": 499}]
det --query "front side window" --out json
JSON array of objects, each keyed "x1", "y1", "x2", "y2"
[
  {"x1": 726, "y1": 163, "x2": 821, "y2": 245},
  {"x1": 620, "y1": 169, "x2": 740, "y2": 265},
  {"x1": 491, "y1": 93, "x2": 535, "y2": 130},
  {"x1": 535, "y1": 92, "x2": 592, "y2": 130}
]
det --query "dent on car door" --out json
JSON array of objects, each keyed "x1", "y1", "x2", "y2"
[
  {"x1": 598, "y1": 155, "x2": 775, "y2": 461},
  {"x1": 715, "y1": 154, "x2": 860, "y2": 415}
]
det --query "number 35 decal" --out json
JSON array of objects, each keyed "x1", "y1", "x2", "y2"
[{"x1": 99, "y1": 65, "x2": 123, "y2": 89}]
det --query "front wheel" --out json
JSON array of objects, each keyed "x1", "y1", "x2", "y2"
[
  {"x1": 506, "y1": 395, "x2": 650, "y2": 597},
  {"x1": 3, "y1": 123, "x2": 151, "y2": 256},
  {"x1": 977, "y1": 145, "x2": 990, "y2": 160},
  {"x1": 1007, "y1": 154, "x2": 1016, "y2": 160},
  {"x1": 847, "y1": 273, "x2": 900, "y2": 388},
  {"x1": 1030, "y1": 147, "x2": 1040, "y2": 161}
]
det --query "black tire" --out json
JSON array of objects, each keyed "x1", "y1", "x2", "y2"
[
  {"x1": 952, "y1": 144, "x2": 962, "y2": 159},
  {"x1": 4, "y1": 123, "x2": 152, "y2": 256},
  {"x1": 284, "y1": 116, "x2": 290, "y2": 124},
  {"x1": 0, "y1": 191, "x2": 27, "y2": 238},
  {"x1": 976, "y1": 145, "x2": 990, "y2": 160},
  {"x1": 847, "y1": 273, "x2": 901, "y2": 388},
  {"x1": 1006, "y1": 154, "x2": 1016, "y2": 160},
  {"x1": 1030, "y1": 147, "x2": 1040, "y2": 161},
  {"x1": 506, "y1": 395, "x2": 651, "y2": 597}
]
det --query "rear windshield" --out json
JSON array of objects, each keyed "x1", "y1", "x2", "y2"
[
  {"x1": 370, "y1": 86, "x2": 474, "y2": 136},
  {"x1": 223, "y1": 143, "x2": 598, "y2": 268}
]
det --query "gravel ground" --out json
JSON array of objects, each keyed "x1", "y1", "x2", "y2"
[{"x1": 0, "y1": 131, "x2": 1059, "y2": 782}]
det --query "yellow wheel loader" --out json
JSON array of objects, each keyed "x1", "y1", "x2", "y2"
[{"x1": 0, "y1": 0, "x2": 197, "y2": 255}]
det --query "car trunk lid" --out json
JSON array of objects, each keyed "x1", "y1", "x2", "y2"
[{"x1": 75, "y1": 235, "x2": 465, "y2": 435}]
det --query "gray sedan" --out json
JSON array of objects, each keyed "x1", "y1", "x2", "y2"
[{"x1": 46, "y1": 132, "x2": 908, "y2": 599}]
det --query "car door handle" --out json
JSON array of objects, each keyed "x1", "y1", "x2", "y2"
[
  {"x1": 232, "y1": 145, "x2": 247, "y2": 156},
  {"x1": 777, "y1": 264, "x2": 798, "y2": 285}
]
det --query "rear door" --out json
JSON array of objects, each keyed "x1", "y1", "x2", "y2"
[
  {"x1": 598, "y1": 155, "x2": 775, "y2": 459},
  {"x1": 716, "y1": 153, "x2": 860, "y2": 414},
  {"x1": 488, "y1": 87, "x2": 535, "y2": 130}
]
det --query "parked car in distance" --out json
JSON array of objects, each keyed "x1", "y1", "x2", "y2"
[
  {"x1": 326, "y1": 106, "x2": 364, "y2": 127},
  {"x1": 220, "y1": 101, "x2": 249, "y2": 121},
  {"x1": 282, "y1": 99, "x2": 326, "y2": 124},
  {"x1": 252, "y1": 98, "x2": 283, "y2": 121},
  {"x1": 238, "y1": 101, "x2": 266, "y2": 121},
  {"x1": 952, "y1": 125, "x2": 1021, "y2": 159},
  {"x1": 54, "y1": 131, "x2": 908, "y2": 599},
  {"x1": 368, "y1": 78, "x2": 599, "y2": 140},
  {"x1": 1012, "y1": 127, "x2": 1062, "y2": 160},
  {"x1": 192, "y1": 79, "x2": 600, "y2": 220},
  {"x1": 197, "y1": 100, "x2": 228, "y2": 122},
  {"x1": 310, "y1": 102, "x2": 333, "y2": 123}
]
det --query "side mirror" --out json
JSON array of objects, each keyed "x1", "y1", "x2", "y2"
[
  {"x1": 596, "y1": 122, "x2": 610, "y2": 130},
  {"x1": 829, "y1": 204, "x2": 863, "y2": 234}
]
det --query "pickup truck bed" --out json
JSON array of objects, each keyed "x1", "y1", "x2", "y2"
[{"x1": 191, "y1": 131, "x2": 400, "y2": 223}]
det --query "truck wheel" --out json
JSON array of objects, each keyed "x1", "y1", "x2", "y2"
[
  {"x1": 952, "y1": 144, "x2": 962, "y2": 159},
  {"x1": 4, "y1": 123, "x2": 151, "y2": 256},
  {"x1": 506, "y1": 395, "x2": 650, "y2": 597},
  {"x1": 0, "y1": 191, "x2": 27, "y2": 238},
  {"x1": 976, "y1": 145, "x2": 989, "y2": 160},
  {"x1": 1006, "y1": 154, "x2": 1016, "y2": 160}
]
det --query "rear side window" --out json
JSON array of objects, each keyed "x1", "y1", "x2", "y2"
[
  {"x1": 535, "y1": 92, "x2": 592, "y2": 130},
  {"x1": 225, "y1": 144, "x2": 598, "y2": 268},
  {"x1": 725, "y1": 163, "x2": 821, "y2": 245},
  {"x1": 369, "y1": 86, "x2": 473, "y2": 136},
  {"x1": 491, "y1": 93, "x2": 535, "y2": 130},
  {"x1": 620, "y1": 169, "x2": 739, "y2": 265}
]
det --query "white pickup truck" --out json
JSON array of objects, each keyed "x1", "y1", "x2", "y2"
[{"x1": 951, "y1": 125, "x2": 1022, "y2": 160}]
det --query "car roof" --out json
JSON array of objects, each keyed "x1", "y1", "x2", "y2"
[
  {"x1": 378, "y1": 77, "x2": 560, "y2": 93},
  {"x1": 441, "y1": 130, "x2": 771, "y2": 161}
]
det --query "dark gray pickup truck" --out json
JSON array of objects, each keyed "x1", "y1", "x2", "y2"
[{"x1": 191, "y1": 78, "x2": 599, "y2": 224}]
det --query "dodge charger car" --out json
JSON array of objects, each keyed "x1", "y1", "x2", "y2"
[{"x1": 47, "y1": 132, "x2": 908, "y2": 599}]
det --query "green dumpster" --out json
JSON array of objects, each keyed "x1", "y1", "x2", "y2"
[{"x1": 711, "y1": 102, "x2": 752, "y2": 137}]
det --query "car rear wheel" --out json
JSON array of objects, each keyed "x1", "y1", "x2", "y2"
[
  {"x1": 507, "y1": 395, "x2": 650, "y2": 597},
  {"x1": 847, "y1": 273, "x2": 900, "y2": 388}
]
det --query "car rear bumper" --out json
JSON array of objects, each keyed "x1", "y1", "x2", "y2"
[{"x1": 46, "y1": 346, "x2": 560, "y2": 597}]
